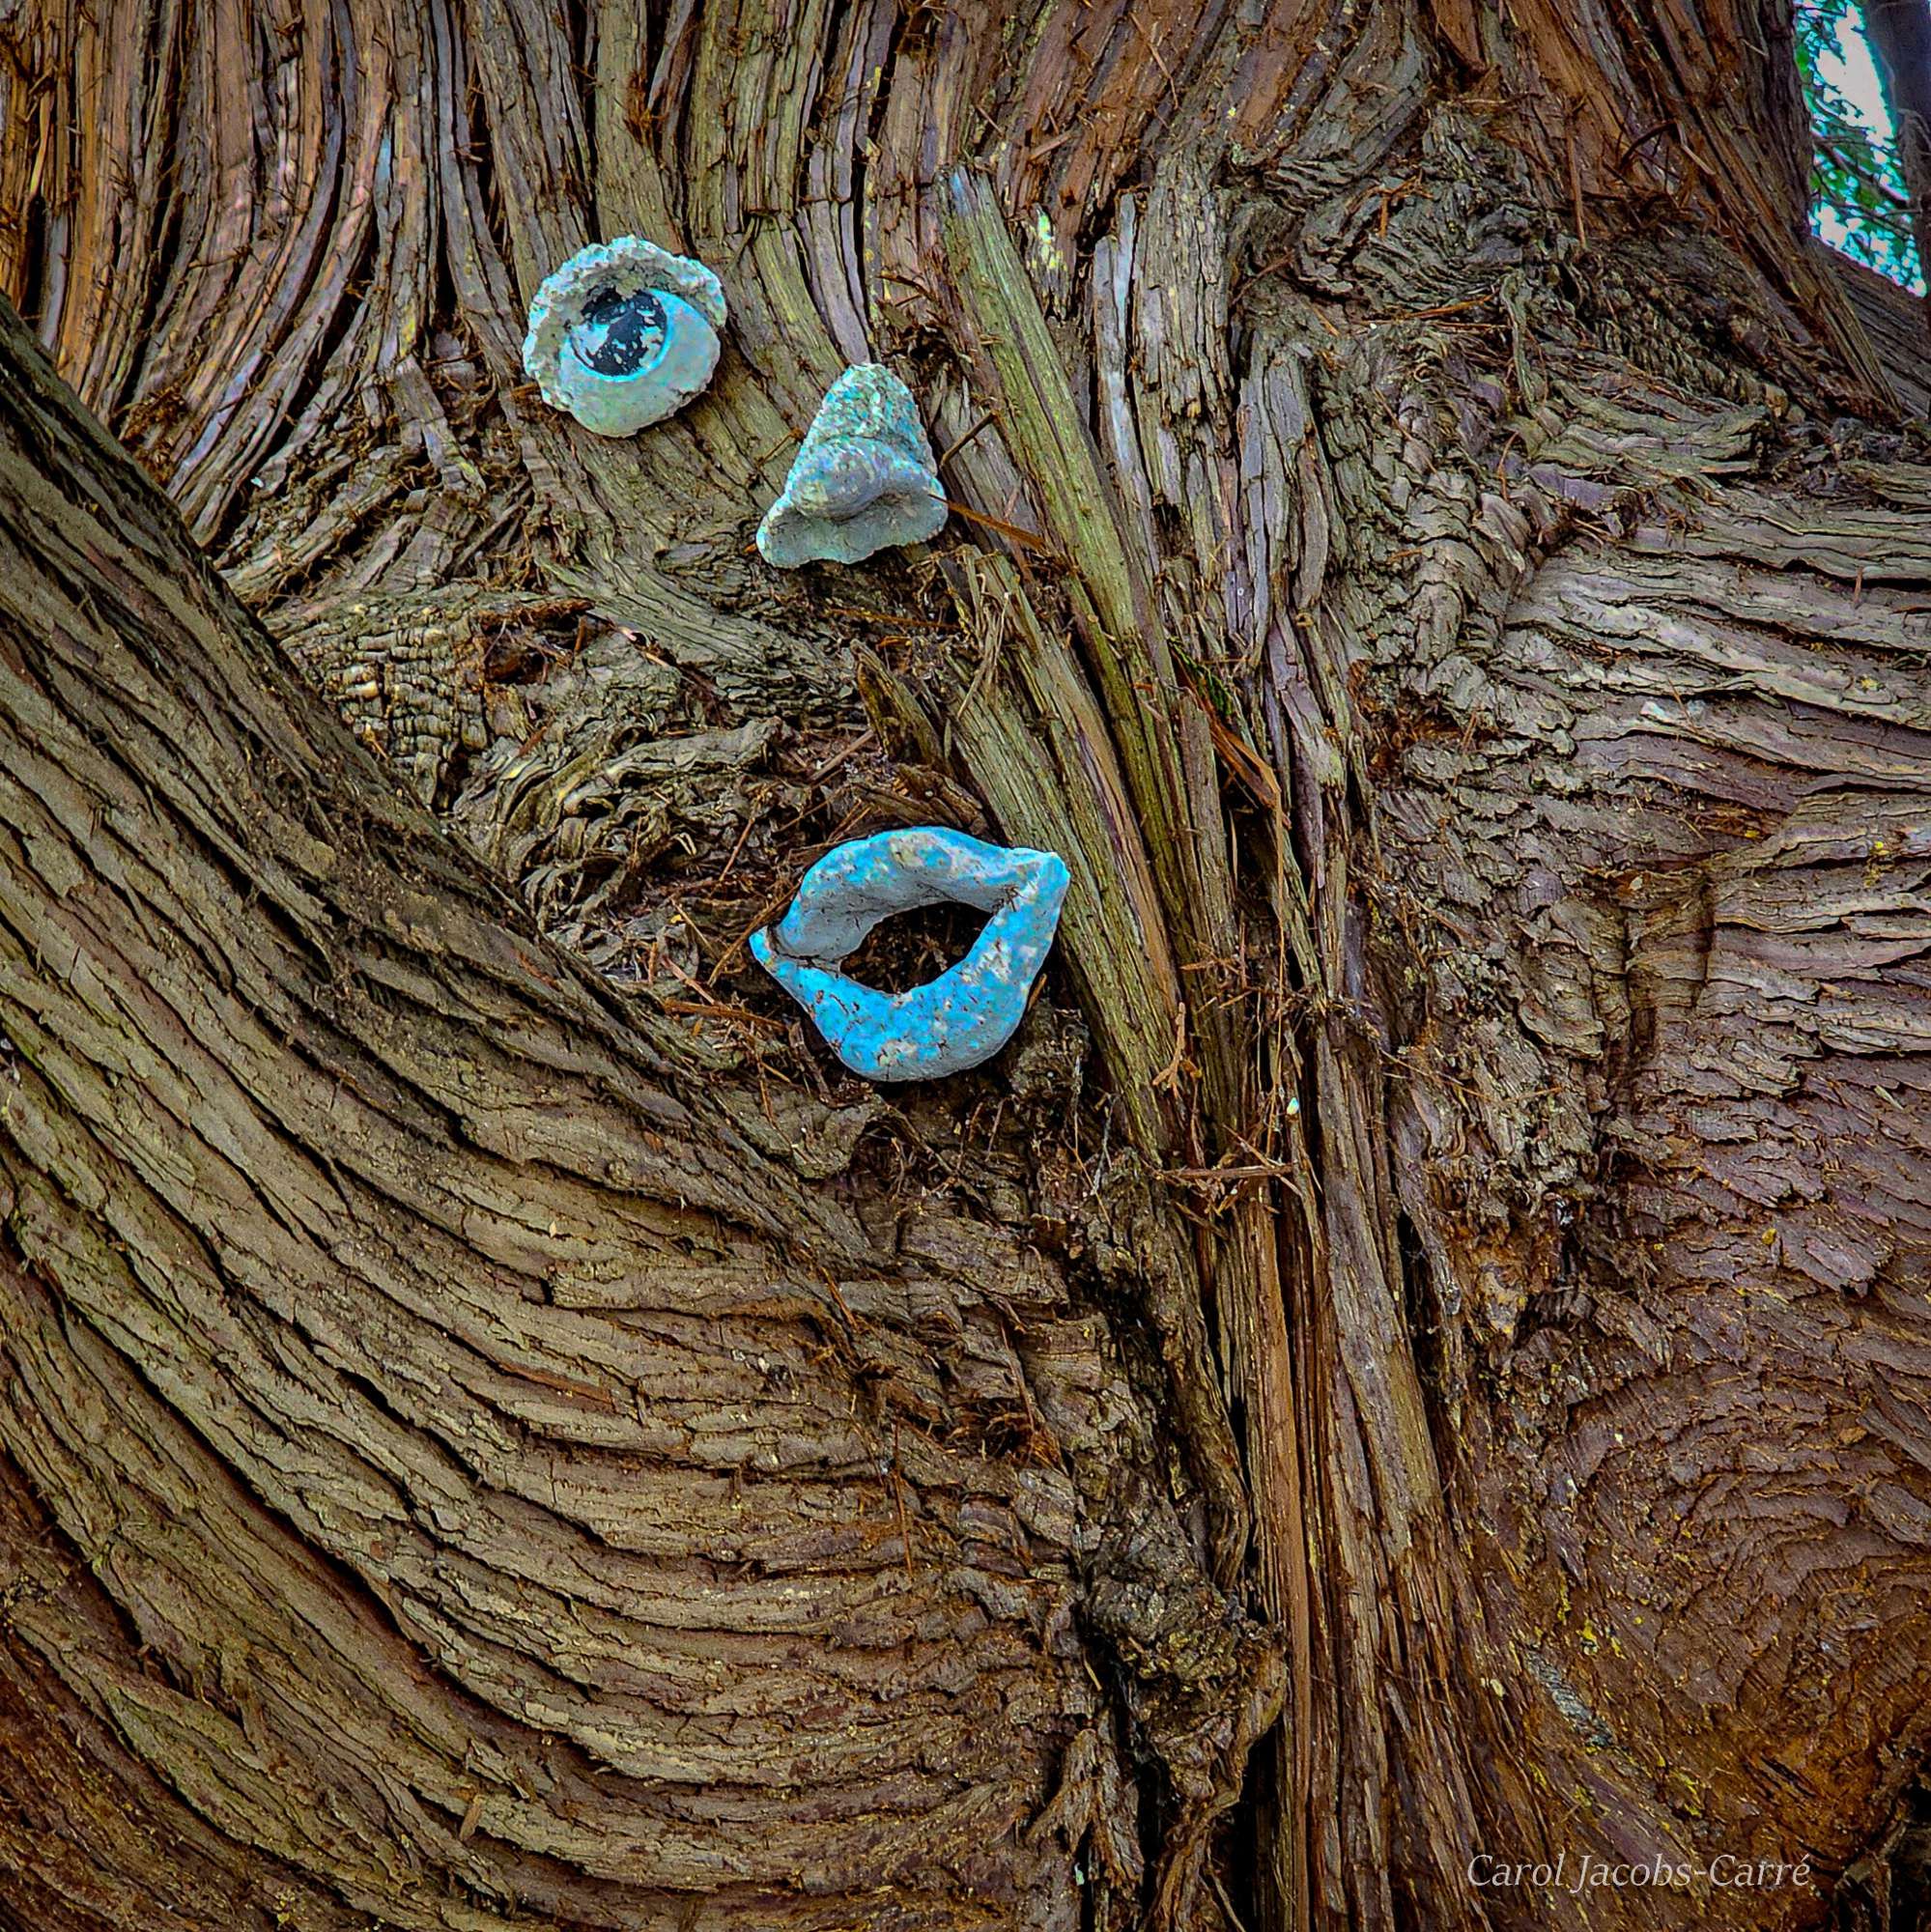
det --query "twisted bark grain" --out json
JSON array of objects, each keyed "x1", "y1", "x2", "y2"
[{"x1": 5, "y1": 0, "x2": 1931, "y2": 1927}]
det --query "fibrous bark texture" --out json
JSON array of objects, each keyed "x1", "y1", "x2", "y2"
[
  {"x1": 0, "y1": 298, "x2": 1280, "y2": 1932},
  {"x1": 3, "y1": 0, "x2": 1931, "y2": 1929}
]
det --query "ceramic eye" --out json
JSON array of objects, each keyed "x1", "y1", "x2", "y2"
[
  {"x1": 523, "y1": 239, "x2": 726, "y2": 438},
  {"x1": 757, "y1": 363, "x2": 949, "y2": 568},
  {"x1": 565, "y1": 285, "x2": 669, "y2": 378}
]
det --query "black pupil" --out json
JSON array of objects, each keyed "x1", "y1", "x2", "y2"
[{"x1": 574, "y1": 286, "x2": 667, "y2": 376}]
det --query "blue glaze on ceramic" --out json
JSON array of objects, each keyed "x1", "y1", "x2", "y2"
[
  {"x1": 523, "y1": 239, "x2": 726, "y2": 437},
  {"x1": 756, "y1": 363, "x2": 948, "y2": 568},
  {"x1": 751, "y1": 827, "x2": 1068, "y2": 1080},
  {"x1": 566, "y1": 285, "x2": 669, "y2": 376}
]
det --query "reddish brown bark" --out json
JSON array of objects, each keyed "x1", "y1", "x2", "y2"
[{"x1": 3, "y1": 0, "x2": 1931, "y2": 1928}]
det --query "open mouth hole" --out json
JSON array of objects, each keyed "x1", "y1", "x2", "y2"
[{"x1": 841, "y1": 899, "x2": 987, "y2": 994}]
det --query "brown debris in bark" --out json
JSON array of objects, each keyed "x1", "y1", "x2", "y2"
[{"x1": 5, "y1": 0, "x2": 1931, "y2": 1928}]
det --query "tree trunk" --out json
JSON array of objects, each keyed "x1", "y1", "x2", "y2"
[{"x1": 3, "y1": 0, "x2": 1931, "y2": 1928}]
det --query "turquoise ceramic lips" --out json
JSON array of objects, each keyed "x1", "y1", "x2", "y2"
[{"x1": 751, "y1": 827, "x2": 1069, "y2": 1081}]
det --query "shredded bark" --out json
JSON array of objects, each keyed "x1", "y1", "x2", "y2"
[{"x1": 3, "y1": 0, "x2": 1931, "y2": 1927}]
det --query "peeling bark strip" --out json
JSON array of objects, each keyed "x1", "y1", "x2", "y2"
[{"x1": 6, "y1": 0, "x2": 1931, "y2": 1927}]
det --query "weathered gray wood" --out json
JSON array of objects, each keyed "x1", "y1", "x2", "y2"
[{"x1": 5, "y1": 0, "x2": 1931, "y2": 1926}]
